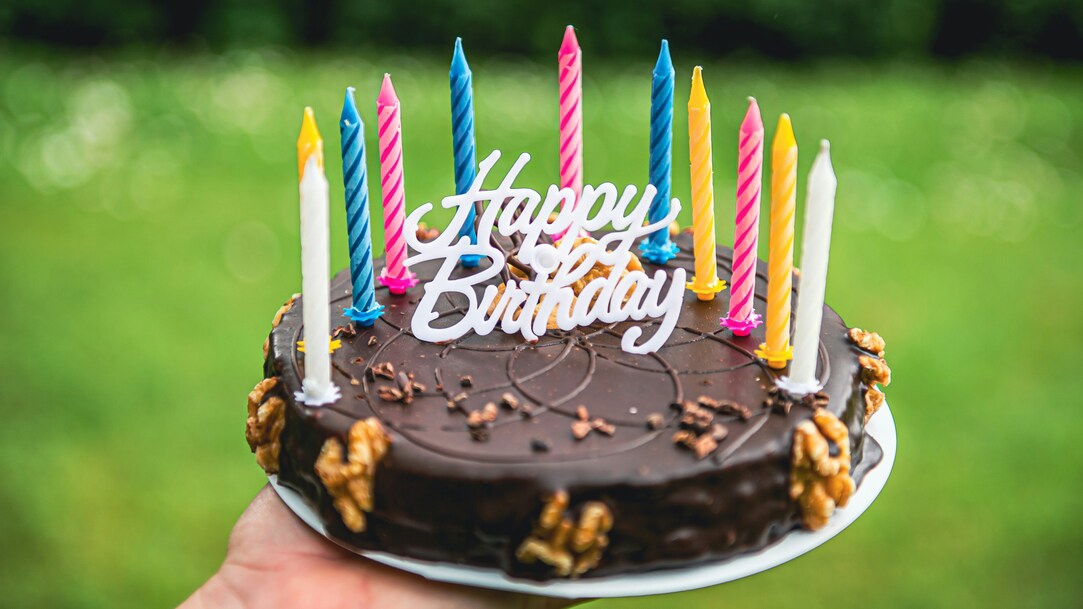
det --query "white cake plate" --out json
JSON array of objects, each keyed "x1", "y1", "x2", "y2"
[{"x1": 269, "y1": 404, "x2": 895, "y2": 599}]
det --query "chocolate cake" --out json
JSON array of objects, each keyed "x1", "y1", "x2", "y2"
[{"x1": 245, "y1": 230, "x2": 892, "y2": 579}]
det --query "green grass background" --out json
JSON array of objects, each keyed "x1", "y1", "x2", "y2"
[{"x1": 0, "y1": 47, "x2": 1081, "y2": 607}]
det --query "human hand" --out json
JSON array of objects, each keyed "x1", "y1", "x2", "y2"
[{"x1": 181, "y1": 485, "x2": 582, "y2": 609}]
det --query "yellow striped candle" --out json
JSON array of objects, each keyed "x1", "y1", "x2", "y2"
[
  {"x1": 685, "y1": 66, "x2": 725, "y2": 300},
  {"x1": 757, "y1": 114, "x2": 797, "y2": 368}
]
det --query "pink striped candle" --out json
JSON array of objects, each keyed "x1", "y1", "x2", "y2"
[
  {"x1": 555, "y1": 25, "x2": 583, "y2": 241},
  {"x1": 721, "y1": 97, "x2": 765, "y2": 335},
  {"x1": 376, "y1": 73, "x2": 418, "y2": 295}
]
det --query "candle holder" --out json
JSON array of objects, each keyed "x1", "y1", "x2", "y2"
[
  {"x1": 639, "y1": 240, "x2": 679, "y2": 265},
  {"x1": 755, "y1": 342, "x2": 793, "y2": 369},
  {"x1": 774, "y1": 375, "x2": 823, "y2": 397},
  {"x1": 685, "y1": 277, "x2": 726, "y2": 301},
  {"x1": 296, "y1": 339, "x2": 343, "y2": 353},
  {"x1": 720, "y1": 311, "x2": 762, "y2": 336},
  {"x1": 344, "y1": 304, "x2": 385, "y2": 327},
  {"x1": 379, "y1": 268, "x2": 419, "y2": 295},
  {"x1": 295, "y1": 382, "x2": 342, "y2": 407}
]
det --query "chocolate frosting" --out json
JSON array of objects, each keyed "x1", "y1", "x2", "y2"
[{"x1": 263, "y1": 231, "x2": 882, "y2": 578}]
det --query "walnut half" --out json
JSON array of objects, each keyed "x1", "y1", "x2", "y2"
[
  {"x1": 314, "y1": 418, "x2": 392, "y2": 533},
  {"x1": 848, "y1": 327, "x2": 886, "y2": 356},
  {"x1": 515, "y1": 491, "x2": 614, "y2": 578},
  {"x1": 790, "y1": 408, "x2": 855, "y2": 531},
  {"x1": 245, "y1": 377, "x2": 286, "y2": 474},
  {"x1": 864, "y1": 386, "x2": 886, "y2": 423},
  {"x1": 859, "y1": 355, "x2": 892, "y2": 386}
]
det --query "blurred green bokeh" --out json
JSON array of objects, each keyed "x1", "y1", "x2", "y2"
[
  {"x1": 3, "y1": 0, "x2": 1083, "y2": 60},
  {"x1": 0, "y1": 44, "x2": 1081, "y2": 609}
]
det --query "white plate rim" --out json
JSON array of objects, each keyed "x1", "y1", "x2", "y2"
[{"x1": 269, "y1": 403, "x2": 896, "y2": 598}]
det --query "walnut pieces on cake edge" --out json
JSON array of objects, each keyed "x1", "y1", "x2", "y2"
[
  {"x1": 264, "y1": 293, "x2": 301, "y2": 358},
  {"x1": 864, "y1": 386, "x2": 886, "y2": 422},
  {"x1": 859, "y1": 354, "x2": 892, "y2": 387},
  {"x1": 245, "y1": 376, "x2": 286, "y2": 474},
  {"x1": 848, "y1": 327, "x2": 892, "y2": 423},
  {"x1": 790, "y1": 408, "x2": 856, "y2": 531},
  {"x1": 848, "y1": 327, "x2": 885, "y2": 356},
  {"x1": 515, "y1": 491, "x2": 614, "y2": 578},
  {"x1": 314, "y1": 418, "x2": 392, "y2": 533}
]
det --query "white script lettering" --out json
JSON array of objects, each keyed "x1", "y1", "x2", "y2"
[{"x1": 403, "y1": 151, "x2": 686, "y2": 354}]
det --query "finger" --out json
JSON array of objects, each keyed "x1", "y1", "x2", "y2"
[{"x1": 228, "y1": 484, "x2": 350, "y2": 563}]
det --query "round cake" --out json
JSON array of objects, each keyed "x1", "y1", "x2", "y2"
[{"x1": 244, "y1": 230, "x2": 892, "y2": 579}]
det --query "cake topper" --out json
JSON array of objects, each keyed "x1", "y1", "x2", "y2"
[{"x1": 404, "y1": 150, "x2": 686, "y2": 354}]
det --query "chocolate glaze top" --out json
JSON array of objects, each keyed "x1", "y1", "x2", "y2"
[{"x1": 270, "y1": 231, "x2": 870, "y2": 489}]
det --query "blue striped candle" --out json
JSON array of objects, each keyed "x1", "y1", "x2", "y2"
[
  {"x1": 450, "y1": 37, "x2": 480, "y2": 267},
  {"x1": 639, "y1": 39, "x2": 679, "y2": 264},
  {"x1": 340, "y1": 87, "x2": 385, "y2": 326}
]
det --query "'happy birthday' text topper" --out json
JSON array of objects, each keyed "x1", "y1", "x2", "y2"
[{"x1": 404, "y1": 150, "x2": 686, "y2": 354}]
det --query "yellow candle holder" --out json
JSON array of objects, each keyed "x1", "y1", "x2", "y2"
[
  {"x1": 755, "y1": 343, "x2": 794, "y2": 369},
  {"x1": 296, "y1": 339, "x2": 342, "y2": 354},
  {"x1": 686, "y1": 277, "x2": 726, "y2": 301}
]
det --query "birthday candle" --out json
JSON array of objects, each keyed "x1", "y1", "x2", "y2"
[
  {"x1": 555, "y1": 25, "x2": 583, "y2": 241},
  {"x1": 685, "y1": 66, "x2": 724, "y2": 300},
  {"x1": 340, "y1": 88, "x2": 385, "y2": 326},
  {"x1": 640, "y1": 39, "x2": 679, "y2": 265},
  {"x1": 376, "y1": 73, "x2": 418, "y2": 295},
  {"x1": 450, "y1": 38, "x2": 481, "y2": 268},
  {"x1": 783, "y1": 140, "x2": 837, "y2": 393},
  {"x1": 756, "y1": 114, "x2": 797, "y2": 368},
  {"x1": 295, "y1": 108, "x2": 340, "y2": 406},
  {"x1": 721, "y1": 97, "x2": 765, "y2": 335}
]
